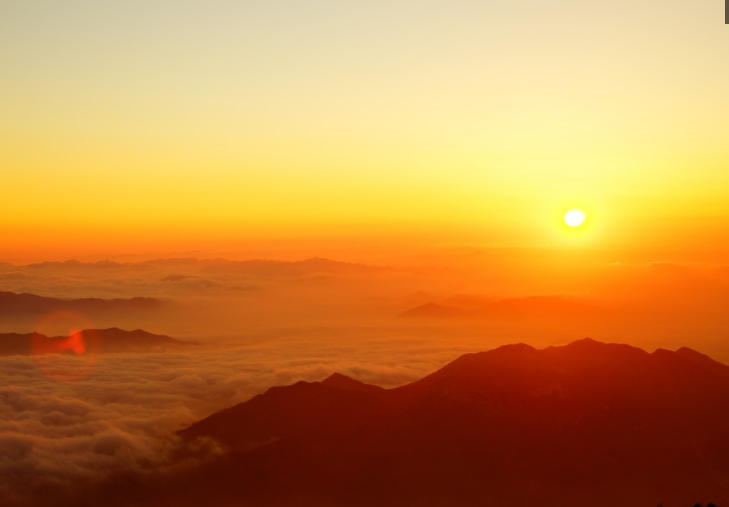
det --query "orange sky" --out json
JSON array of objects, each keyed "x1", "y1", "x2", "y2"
[{"x1": 1, "y1": 0, "x2": 728, "y2": 261}]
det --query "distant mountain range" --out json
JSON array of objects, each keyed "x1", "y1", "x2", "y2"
[
  {"x1": 399, "y1": 294, "x2": 603, "y2": 320},
  {"x1": 0, "y1": 291, "x2": 162, "y2": 317},
  {"x1": 20, "y1": 257, "x2": 389, "y2": 276},
  {"x1": 0, "y1": 327, "x2": 193, "y2": 356},
  {"x1": 168, "y1": 339, "x2": 729, "y2": 507}
]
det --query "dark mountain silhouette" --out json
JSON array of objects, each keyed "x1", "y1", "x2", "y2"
[
  {"x1": 320, "y1": 372, "x2": 385, "y2": 393},
  {"x1": 0, "y1": 291, "x2": 162, "y2": 317},
  {"x1": 167, "y1": 339, "x2": 729, "y2": 507},
  {"x1": 0, "y1": 327, "x2": 194, "y2": 356},
  {"x1": 400, "y1": 294, "x2": 602, "y2": 320}
]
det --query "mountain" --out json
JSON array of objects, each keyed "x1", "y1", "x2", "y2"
[
  {"x1": 0, "y1": 291, "x2": 162, "y2": 317},
  {"x1": 0, "y1": 327, "x2": 193, "y2": 356},
  {"x1": 198, "y1": 257, "x2": 386, "y2": 276},
  {"x1": 26, "y1": 259, "x2": 125, "y2": 269},
  {"x1": 171, "y1": 339, "x2": 729, "y2": 507},
  {"x1": 21, "y1": 257, "x2": 389, "y2": 276},
  {"x1": 319, "y1": 372, "x2": 384, "y2": 393},
  {"x1": 399, "y1": 294, "x2": 602, "y2": 320}
]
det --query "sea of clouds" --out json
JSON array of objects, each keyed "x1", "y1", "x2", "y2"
[{"x1": 0, "y1": 334, "x2": 485, "y2": 506}]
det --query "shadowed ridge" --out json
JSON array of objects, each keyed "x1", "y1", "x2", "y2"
[
  {"x1": 395, "y1": 342, "x2": 539, "y2": 395},
  {"x1": 0, "y1": 328, "x2": 193, "y2": 356},
  {"x1": 554, "y1": 336, "x2": 604, "y2": 348},
  {"x1": 320, "y1": 373, "x2": 384, "y2": 392},
  {"x1": 673, "y1": 346, "x2": 729, "y2": 377},
  {"x1": 85, "y1": 327, "x2": 194, "y2": 352},
  {"x1": 432, "y1": 342, "x2": 538, "y2": 369},
  {"x1": 545, "y1": 337, "x2": 650, "y2": 360},
  {"x1": 171, "y1": 339, "x2": 729, "y2": 506},
  {"x1": 444, "y1": 342, "x2": 538, "y2": 371},
  {"x1": 0, "y1": 290, "x2": 162, "y2": 316},
  {"x1": 0, "y1": 332, "x2": 46, "y2": 356},
  {"x1": 178, "y1": 378, "x2": 384, "y2": 451}
]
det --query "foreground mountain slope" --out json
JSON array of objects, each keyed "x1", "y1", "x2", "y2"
[{"x1": 168, "y1": 339, "x2": 729, "y2": 507}]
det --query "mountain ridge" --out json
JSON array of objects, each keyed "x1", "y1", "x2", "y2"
[
  {"x1": 0, "y1": 327, "x2": 194, "y2": 356},
  {"x1": 0, "y1": 290, "x2": 163, "y2": 316},
  {"x1": 171, "y1": 338, "x2": 729, "y2": 507},
  {"x1": 19, "y1": 256, "x2": 391, "y2": 274}
]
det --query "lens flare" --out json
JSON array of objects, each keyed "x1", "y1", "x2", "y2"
[{"x1": 31, "y1": 311, "x2": 101, "y2": 382}]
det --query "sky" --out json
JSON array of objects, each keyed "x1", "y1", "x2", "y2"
[
  {"x1": 1, "y1": 0, "x2": 728, "y2": 260},
  {"x1": 3, "y1": 4, "x2": 729, "y2": 504}
]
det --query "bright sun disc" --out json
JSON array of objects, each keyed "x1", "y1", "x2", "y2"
[{"x1": 564, "y1": 209, "x2": 586, "y2": 227}]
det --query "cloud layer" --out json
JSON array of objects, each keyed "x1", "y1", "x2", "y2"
[{"x1": 0, "y1": 333, "x2": 493, "y2": 506}]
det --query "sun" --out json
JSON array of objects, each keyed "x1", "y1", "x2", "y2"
[{"x1": 564, "y1": 209, "x2": 586, "y2": 227}]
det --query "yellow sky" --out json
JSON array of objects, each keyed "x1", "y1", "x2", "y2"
[{"x1": 1, "y1": 0, "x2": 728, "y2": 260}]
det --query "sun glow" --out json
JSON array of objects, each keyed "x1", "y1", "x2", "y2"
[{"x1": 564, "y1": 209, "x2": 586, "y2": 228}]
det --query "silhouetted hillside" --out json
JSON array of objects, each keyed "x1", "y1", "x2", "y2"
[
  {"x1": 0, "y1": 327, "x2": 193, "y2": 356},
  {"x1": 170, "y1": 339, "x2": 729, "y2": 507},
  {"x1": 320, "y1": 372, "x2": 385, "y2": 393},
  {"x1": 0, "y1": 291, "x2": 162, "y2": 317}
]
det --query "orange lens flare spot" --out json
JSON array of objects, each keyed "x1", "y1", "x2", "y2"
[
  {"x1": 33, "y1": 328, "x2": 87, "y2": 356},
  {"x1": 31, "y1": 312, "x2": 100, "y2": 383}
]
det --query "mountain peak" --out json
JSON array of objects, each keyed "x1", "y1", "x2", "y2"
[
  {"x1": 0, "y1": 327, "x2": 192, "y2": 356},
  {"x1": 175, "y1": 339, "x2": 729, "y2": 506},
  {"x1": 321, "y1": 373, "x2": 384, "y2": 393},
  {"x1": 553, "y1": 337, "x2": 649, "y2": 357}
]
